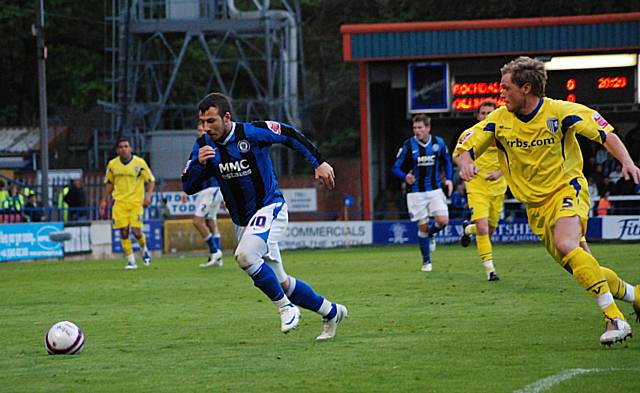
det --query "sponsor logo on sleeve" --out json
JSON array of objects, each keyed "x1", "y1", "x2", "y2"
[
  {"x1": 459, "y1": 130, "x2": 473, "y2": 145},
  {"x1": 265, "y1": 121, "x2": 281, "y2": 134},
  {"x1": 592, "y1": 112, "x2": 609, "y2": 128}
]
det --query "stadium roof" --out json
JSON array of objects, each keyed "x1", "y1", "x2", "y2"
[
  {"x1": 0, "y1": 127, "x2": 68, "y2": 154},
  {"x1": 341, "y1": 12, "x2": 640, "y2": 62}
]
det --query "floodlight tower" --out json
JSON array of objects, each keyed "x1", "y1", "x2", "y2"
[{"x1": 101, "y1": 0, "x2": 304, "y2": 169}]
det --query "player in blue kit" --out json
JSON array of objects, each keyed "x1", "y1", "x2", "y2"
[
  {"x1": 182, "y1": 92, "x2": 347, "y2": 339},
  {"x1": 392, "y1": 114, "x2": 453, "y2": 272}
]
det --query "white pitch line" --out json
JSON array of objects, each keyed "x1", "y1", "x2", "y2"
[{"x1": 513, "y1": 368, "x2": 609, "y2": 393}]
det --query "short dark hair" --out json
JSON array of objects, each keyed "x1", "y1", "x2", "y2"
[
  {"x1": 412, "y1": 114, "x2": 431, "y2": 126},
  {"x1": 198, "y1": 92, "x2": 232, "y2": 118},
  {"x1": 477, "y1": 99, "x2": 497, "y2": 114},
  {"x1": 116, "y1": 137, "x2": 130, "y2": 147}
]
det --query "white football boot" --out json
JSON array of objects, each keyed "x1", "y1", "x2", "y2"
[
  {"x1": 317, "y1": 304, "x2": 348, "y2": 341},
  {"x1": 125, "y1": 262, "x2": 138, "y2": 270},
  {"x1": 200, "y1": 250, "x2": 223, "y2": 267},
  {"x1": 600, "y1": 318, "x2": 632, "y2": 346},
  {"x1": 421, "y1": 262, "x2": 432, "y2": 272},
  {"x1": 278, "y1": 303, "x2": 301, "y2": 333}
]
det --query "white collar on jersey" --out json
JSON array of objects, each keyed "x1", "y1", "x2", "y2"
[
  {"x1": 414, "y1": 134, "x2": 431, "y2": 147},
  {"x1": 220, "y1": 122, "x2": 237, "y2": 146}
]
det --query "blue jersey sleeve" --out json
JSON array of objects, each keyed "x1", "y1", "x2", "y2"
[
  {"x1": 391, "y1": 140, "x2": 411, "y2": 180},
  {"x1": 250, "y1": 121, "x2": 324, "y2": 168},
  {"x1": 438, "y1": 137, "x2": 453, "y2": 181},
  {"x1": 181, "y1": 136, "x2": 216, "y2": 195}
]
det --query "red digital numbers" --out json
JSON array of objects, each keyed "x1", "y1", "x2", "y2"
[
  {"x1": 566, "y1": 79, "x2": 576, "y2": 91},
  {"x1": 597, "y1": 77, "x2": 627, "y2": 89}
]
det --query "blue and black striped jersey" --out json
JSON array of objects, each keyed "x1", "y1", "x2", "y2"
[
  {"x1": 182, "y1": 121, "x2": 324, "y2": 226},
  {"x1": 392, "y1": 135, "x2": 453, "y2": 193},
  {"x1": 188, "y1": 140, "x2": 219, "y2": 190}
]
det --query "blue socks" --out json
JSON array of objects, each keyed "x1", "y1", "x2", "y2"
[
  {"x1": 418, "y1": 232, "x2": 430, "y2": 263},
  {"x1": 288, "y1": 278, "x2": 324, "y2": 311},
  {"x1": 287, "y1": 277, "x2": 336, "y2": 319},
  {"x1": 213, "y1": 234, "x2": 220, "y2": 250},
  {"x1": 250, "y1": 263, "x2": 285, "y2": 301},
  {"x1": 205, "y1": 234, "x2": 218, "y2": 253}
]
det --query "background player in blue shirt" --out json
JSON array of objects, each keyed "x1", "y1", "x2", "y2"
[
  {"x1": 392, "y1": 114, "x2": 453, "y2": 272},
  {"x1": 182, "y1": 92, "x2": 347, "y2": 340}
]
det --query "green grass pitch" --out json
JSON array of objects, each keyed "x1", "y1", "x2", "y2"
[{"x1": 1, "y1": 242, "x2": 640, "y2": 392}]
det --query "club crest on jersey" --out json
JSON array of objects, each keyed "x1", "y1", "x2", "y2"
[
  {"x1": 592, "y1": 112, "x2": 609, "y2": 128},
  {"x1": 546, "y1": 117, "x2": 559, "y2": 133},
  {"x1": 265, "y1": 121, "x2": 281, "y2": 134},
  {"x1": 237, "y1": 140, "x2": 251, "y2": 153},
  {"x1": 432, "y1": 144, "x2": 439, "y2": 152}
]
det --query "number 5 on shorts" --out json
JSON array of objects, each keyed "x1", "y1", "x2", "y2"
[{"x1": 562, "y1": 197, "x2": 573, "y2": 209}]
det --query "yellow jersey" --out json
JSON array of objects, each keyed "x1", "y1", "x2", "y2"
[
  {"x1": 454, "y1": 98, "x2": 613, "y2": 205},
  {"x1": 105, "y1": 155, "x2": 155, "y2": 205},
  {"x1": 456, "y1": 130, "x2": 507, "y2": 196}
]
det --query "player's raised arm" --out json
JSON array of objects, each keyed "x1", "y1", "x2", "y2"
[
  {"x1": 603, "y1": 133, "x2": 640, "y2": 184},
  {"x1": 251, "y1": 121, "x2": 335, "y2": 189},
  {"x1": 560, "y1": 101, "x2": 640, "y2": 184},
  {"x1": 252, "y1": 121, "x2": 325, "y2": 166}
]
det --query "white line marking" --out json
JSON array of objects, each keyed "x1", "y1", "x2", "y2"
[{"x1": 514, "y1": 368, "x2": 608, "y2": 393}]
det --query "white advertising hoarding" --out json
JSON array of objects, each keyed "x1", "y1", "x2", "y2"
[
  {"x1": 601, "y1": 216, "x2": 640, "y2": 241},
  {"x1": 279, "y1": 221, "x2": 373, "y2": 250}
]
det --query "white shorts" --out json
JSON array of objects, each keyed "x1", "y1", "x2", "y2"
[
  {"x1": 194, "y1": 187, "x2": 223, "y2": 219},
  {"x1": 234, "y1": 202, "x2": 289, "y2": 282},
  {"x1": 406, "y1": 189, "x2": 449, "y2": 222}
]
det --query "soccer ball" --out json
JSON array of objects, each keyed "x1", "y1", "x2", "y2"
[{"x1": 44, "y1": 321, "x2": 85, "y2": 355}]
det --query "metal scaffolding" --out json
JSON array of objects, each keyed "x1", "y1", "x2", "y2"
[{"x1": 99, "y1": 0, "x2": 303, "y2": 170}]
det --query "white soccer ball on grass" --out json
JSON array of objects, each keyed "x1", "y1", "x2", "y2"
[{"x1": 44, "y1": 321, "x2": 85, "y2": 355}]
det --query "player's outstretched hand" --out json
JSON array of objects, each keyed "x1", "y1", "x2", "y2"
[
  {"x1": 315, "y1": 162, "x2": 335, "y2": 190},
  {"x1": 198, "y1": 145, "x2": 216, "y2": 164},
  {"x1": 622, "y1": 162, "x2": 640, "y2": 184}
]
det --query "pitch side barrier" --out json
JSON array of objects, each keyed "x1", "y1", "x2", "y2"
[{"x1": 278, "y1": 216, "x2": 640, "y2": 250}]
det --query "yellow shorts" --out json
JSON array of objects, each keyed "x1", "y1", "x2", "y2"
[
  {"x1": 468, "y1": 192, "x2": 505, "y2": 228},
  {"x1": 112, "y1": 201, "x2": 144, "y2": 229},
  {"x1": 525, "y1": 176, "x2": 589, "y2": 263}
]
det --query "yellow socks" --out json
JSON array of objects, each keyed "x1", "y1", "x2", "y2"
[
  {"x1": 601, "y1": 266, "x2": 640, "y2": 308},
  {"x1": 476, "y1": 234, "x2": 495, "y2": 274},
  {"x1": 563, "y1": 248, "x2": 624, "y2": 320},
  {"x1": 137, "y1": 233, "x2": 147, "y2": 250},
  {"x1": 122, "y1": 238, "x2": 133, "y2": 256}
]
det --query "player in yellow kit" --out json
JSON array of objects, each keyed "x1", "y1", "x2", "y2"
[
  {"x1": 454, "y1": 57, "x2": 640, "y2": 346},
  {"x1": 458, "y1": 100, "x2": 506, "y2": 281},
  {"x1": 103, "y1": 138, "x2": 156, "y2": 270}
]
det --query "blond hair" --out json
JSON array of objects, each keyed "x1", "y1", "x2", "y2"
[{"x1": 500, "y1": 56, "x2": 547, "y2": 98}]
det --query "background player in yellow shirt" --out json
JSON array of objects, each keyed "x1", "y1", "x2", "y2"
[
  {"x1": 103, "y1": 138, "x2": 156, "y2": 270},
  {"x1": 458, "y1": 100, "x2": 506, "y2": 281},
  {"x1": 454, "y1": 57, "x2": 640, "y2": 346}
]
